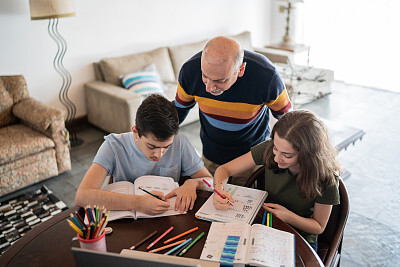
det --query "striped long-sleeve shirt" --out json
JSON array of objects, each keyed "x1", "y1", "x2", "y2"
[{"x1": 174, "y1": 50, "x2": 292, "y2": 165}]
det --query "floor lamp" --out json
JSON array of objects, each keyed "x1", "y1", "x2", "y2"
[{"x1": 29, "y1": 0, "x2": 82, "y2": 146}]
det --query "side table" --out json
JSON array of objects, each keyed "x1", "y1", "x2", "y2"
[{"x1": 265, "y1": 42, "x2": 311, "y2": 66}]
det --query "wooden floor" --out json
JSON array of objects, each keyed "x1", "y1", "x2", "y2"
[{"x1": 1, "y1": 81, "x2": 400, "y2": 266}]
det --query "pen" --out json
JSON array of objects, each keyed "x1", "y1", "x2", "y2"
[
  {"x1": 178, "y1": 232, "x2": 205, "y2": 256},
  {"x1": 262, "y1": 210, "x2": 267, "y2": 225},
  {"x1": 130, "y1": 230, "x2": 157, "y2": 250},
  {"x1": 164, "y1": 226, "x2": 198, "y2": 244},
  {"x1": 149, "y1": 239, "x2": 186, "y2": 253},
  {"x1": 139, "y1": 186, "x2": 166, "y2": 202},
  {"x1": 147, "y1": 226, "x2": 173, "y2": 250},
  {"x1": 202, "y1": 179, "x2": 234, "y2": 206},
  {"x1": 165, "y1": 238, "x2": 192, "y2": 255}
]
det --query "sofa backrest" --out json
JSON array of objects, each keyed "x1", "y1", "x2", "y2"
[
  {"x1": 93, "y1": 31, "x2": 253, "y2": 85},
  {"x1": 0, "y1": 75, "x2": 29, "y2": 128}
]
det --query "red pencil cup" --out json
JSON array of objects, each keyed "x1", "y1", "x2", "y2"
[{"x1": 77, "y1": 229, "x2": 107, "y2": 252}]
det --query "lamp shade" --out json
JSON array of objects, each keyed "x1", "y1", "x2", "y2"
[{"x1": 29, "y1": 0, "x2": 76, "y2": 20}]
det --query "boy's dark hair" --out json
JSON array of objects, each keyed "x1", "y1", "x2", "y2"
[{"x1": 135, "y1": 94, "x2": 179, "y2": 141}]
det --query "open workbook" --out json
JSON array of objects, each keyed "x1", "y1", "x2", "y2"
[
  {"x1": 195, "y1": 184, "x2": 267, "y2": 224},
  {"x1": 101, "y1": 175, "x2": 184, "y2": 221},
  {"x1": 200, "y1": 222, "x2": 295, "y2": 267}
]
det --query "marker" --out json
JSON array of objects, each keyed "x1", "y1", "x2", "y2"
[
  {"x1": 164, "y1": 227, "x2": 198, "y2": 244},
  {"x1": 130, "y1": 230, "x2": 157, "y2": 250},
  {"x1": 139, "y1": 186, "x2": 166, "y2": 202},
  {"x1": 147, "y1": 226, "x2": 173, "y2": 250},
  {"x1": 178, "y1": 232, "x2": 205, "y2": 256},
  {"x1": 202, "y1": 179, "x2": 234, "y2": 206}
]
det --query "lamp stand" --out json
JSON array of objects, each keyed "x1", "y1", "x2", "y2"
[
  {"x1": 48, "y1": 18, "x2": 82, "y2": 147},
  {"x1": 281, "y1": 2, "x2": 293, "y2": 45}
]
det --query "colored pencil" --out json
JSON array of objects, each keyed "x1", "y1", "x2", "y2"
[
  {"x1": 269, "y1": 212, "x2": 272, "y2": 228},
  {"x1": 202, "y1": 179, "x2": 234, "y2": 206},
  {"x1": 262, "y1": 210, "x2": 267, "y2": 225},
  {"x1": 147, "y1": 226, "x2": 173, "y2": 250},
  {"x1": 165, "y1": 238, "x2": 192, "y2": 255},
  {"x1": 67, "y1": 219, "x2": 83, "y2": 237},
  {"x1": 139, "y1": 186, "x2": 166, "y2": 201},
  {"x1": 164, "y1": 227, "x2": 198, "y2": 244},
  {"x1": 178, "y1": 232, "x2": 205, "y2": 256},
  {"x1": 130, "y1": 230, "x2": 157, "y2": 250},
  {"x1": 149, "y1": 239, "x2": 186, "y2": 253},
  {"x1": 267, "y1": 212, "x2": 270, "y2": 227}
]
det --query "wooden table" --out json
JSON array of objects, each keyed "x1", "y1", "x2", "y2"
[
  {"x1": 266, "y1": 42, "x2": 311, "y2": 65},
  {"x1": 1, "y1": 191, "x2": 323, "y2": 267}
]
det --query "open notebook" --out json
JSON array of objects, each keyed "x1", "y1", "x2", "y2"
[{"x1": 101, "y1": 175, "x2": 184, "y2": 221}]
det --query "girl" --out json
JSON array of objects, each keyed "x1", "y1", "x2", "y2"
[{"x1": 213, "y1": 110, "x2": 341, "y2": 251}]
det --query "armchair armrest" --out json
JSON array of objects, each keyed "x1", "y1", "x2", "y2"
[
  {"x1": 13, "y1": 98, "x2": 71, "y2": 172},
  {"x1": 85, "y1": 81, "x2": 143, "y2": 133}
]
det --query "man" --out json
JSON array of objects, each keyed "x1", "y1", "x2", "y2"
[
  {"x1": 174, "y1": 36, "x2": 292, "y2": 186},
  {"x1": 75, "y1": 94, "x2": 212, "y2": 214}
]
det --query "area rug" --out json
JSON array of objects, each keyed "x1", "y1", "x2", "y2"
[{"x1": 0, "y1": 185, "x2": 68, "y2": 255}]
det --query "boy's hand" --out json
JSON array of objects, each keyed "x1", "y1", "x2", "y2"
[
  {"x1": 165, "y1": 179, "x2": 197, "y2": 213},
  {"x1": 137, "y1": 191, "x2": 170, "y2": 215}
]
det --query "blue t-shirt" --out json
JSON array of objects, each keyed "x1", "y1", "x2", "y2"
[{"x1": 93, "y1": 132, "x2": 203, "y2": 183}]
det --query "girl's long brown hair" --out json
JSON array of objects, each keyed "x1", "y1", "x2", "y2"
[{"x1": 264, "y1": 110, "x2": 341, "y2": 200}]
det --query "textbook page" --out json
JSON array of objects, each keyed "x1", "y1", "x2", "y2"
[
  {"x1": 101, "y1": 181, "x2": 136, "y2": 221},
  {"x1": 195, "y1": 184, "x2": 267, "y2": 224},
  {"x1": 200, "y1": 222, "x2": 251, "y2": 266},
  {"x1": 133, "y1": 175, "x2": 184, "y2": 218},
  {"x1": 246, "y1": 224, "x2": 295, "y2": 267}
]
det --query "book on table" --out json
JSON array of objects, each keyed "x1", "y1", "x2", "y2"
[
  {"x1": 195, "y1": 184, "x2": 267, "y2": 224},
  {"x1": 101, "y1": 175, "x2": 184, "y2": 221},
  {"x1": 200, "y1": 222, "x2": 295, "y2": 267}
]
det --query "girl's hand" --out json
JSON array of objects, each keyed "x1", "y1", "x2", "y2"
[
  {"x1": 212, "y1": 190, "x2": 234, "y2": 210},
  {"x1": 263, "y1": 202, "x2": 292, "y2": 223}
]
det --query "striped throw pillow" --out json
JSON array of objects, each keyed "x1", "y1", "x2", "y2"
[{"x1": 120, "y1": 64, "x2": 166, "y2": 97}]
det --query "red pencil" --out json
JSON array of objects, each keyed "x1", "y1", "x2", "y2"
[{"x1": 147, "y1": 226, "x2": 173, "y2": 250}]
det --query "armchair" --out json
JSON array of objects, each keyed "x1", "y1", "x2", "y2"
[{"x1": 0, "y1": 75, "x2": 71, "y2": 196}]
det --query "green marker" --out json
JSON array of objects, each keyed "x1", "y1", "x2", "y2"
[{"x1": 178, "y1": 232, "x2": 205, "y2": 256}]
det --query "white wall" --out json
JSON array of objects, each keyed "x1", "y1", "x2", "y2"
[{"x1": 0, "y1": 0, "x2": 271, "y2": 118}]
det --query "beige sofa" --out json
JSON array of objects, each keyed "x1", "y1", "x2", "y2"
[
  {"x1": 84, "y1": 32, "x2": 253, "y2": 133},
  {"x1": 0, "y1": 75, "x2": 71, "y2": 196},
  {"x1": 84, "y1": 31, "x2": 333, "y2": 133}
]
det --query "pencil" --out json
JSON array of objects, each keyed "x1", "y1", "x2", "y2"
[
  {"x1": 147, "y1": 226, "x2": 173, "y2": 250},
  {"x1": 178, "y1": 232, "x2": 205, "y2": 256},
  {"x1": 262, "y1": 210, "x2": 267, "y2": 225},
  {"x1": 202, "y1": 179, "x2": 234, "y2": 206},
  {"x1": 130, "y1": 230, "x2": 157, "y2": 250},
  {"x1": 149, "y1": 239, "x2": 186, "y2": 253},
  {"x1": 165, "y1": 238, "x2": 192, "y2": 255},
  {"x1": 269, "y1": 212, "x2": 272, "y2": 228},
  {"x1": 67, "y1": 219, "x2": 84, "y2": 237},
  {"x1": 74, "y1": 211, "x2": 85, "y2": 227},
  {"x1": 70, "y1": 214, "x2": 85, "y2": 231},
  {"x1": 164, "y1": 226, "x2": 198, "y2": 244},
  {"x1": 139, "y1": 186, "x2": 166, "y2": 202},
  {"x1": 267, "y1": 212, "x2": 270, "y2": 227}
]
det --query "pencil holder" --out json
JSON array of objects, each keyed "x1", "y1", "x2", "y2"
[{"x1": 77, "y1": 229, "x2": 107, "y2": 252}]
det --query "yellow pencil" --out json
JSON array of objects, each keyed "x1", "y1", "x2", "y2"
[
  {"x1": 67, "y1": 219, "x2": 84, "y2": 237},
  {"x1": 267, "y1": 213, "x2": 270, "y2": 227}
]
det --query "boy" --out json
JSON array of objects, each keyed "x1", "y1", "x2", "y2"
[{"x1": 75, "y1": 94, "x2": 212, "y2": 214}]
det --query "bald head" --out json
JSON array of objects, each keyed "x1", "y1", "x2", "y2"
[
  {"x1": 201, "y1": 36, "x2": 246, "y2": 96},
  {"x1": 203, "y1": 36, "x2": 244, "y2": 72}
]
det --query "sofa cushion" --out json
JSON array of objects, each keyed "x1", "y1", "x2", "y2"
[
  {"x1": 99, "y1": 47, "x2": 176, "y2": 86},
  {"x1": 121, "y1": 64, "x2": 166, "y2": 97},
  {"x1": 0, "y1": 124, "x2": 55, "y2": 165},
  {"x1": 168, "y1": 39, "x2": 208, "y2": 81},
  {"x1": 0, "y1": 75, "x2": 29, "y2": 127},
  {"x1": 229, "y1": 31, "x2": 253, "y2": 51}
]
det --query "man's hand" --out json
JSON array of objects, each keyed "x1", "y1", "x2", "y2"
[
  {"x1": 212, "y1": 190, "x2": 234, "y2": 210},
  {"x1": 136, "y1": 191, "x2": 171, "y2": 215},
  {"x1": 165, "y1": 179, "x2": 198, "y2": 213}
]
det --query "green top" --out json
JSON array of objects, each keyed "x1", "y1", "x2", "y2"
[{"x1": 251, "y1": 140, "x2": 340, "y2": 243}]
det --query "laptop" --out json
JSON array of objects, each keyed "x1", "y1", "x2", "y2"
[{"x1": 72, "y1": 247, "x2": 219, "y2": 267}]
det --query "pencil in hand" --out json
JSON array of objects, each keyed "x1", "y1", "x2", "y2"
[
  {"x1": 139, "y1": 186, "x2": 166, "y2": 201},
  {"x1": 202, "y1": 179, "x2": 234, "y2": 206}
]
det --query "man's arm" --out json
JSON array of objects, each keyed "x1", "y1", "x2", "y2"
[
  {"x1": 75, "y1": 163, "x2": 170, "y2": 215},
  {"x1": 174, "y1": 82, "x2": 196, "y2": 124}
]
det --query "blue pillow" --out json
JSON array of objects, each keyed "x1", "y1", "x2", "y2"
[{"x1": 120, "y1": 64, "x2": 166, "y2": 97}]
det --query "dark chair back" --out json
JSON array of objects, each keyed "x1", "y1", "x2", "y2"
[{"x1": 244, "y1": 166, "x2": 350, "y2": 267}]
